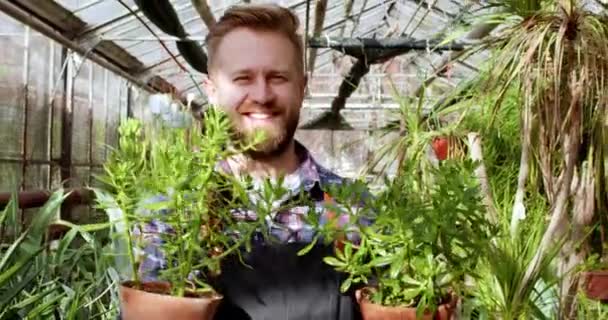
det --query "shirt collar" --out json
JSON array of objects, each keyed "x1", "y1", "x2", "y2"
[
  {"x1": 292, "y1": 140, "x2": 321, "y2": 188},
  {"x1": 216, "y1": 139, "x2": 322, "y2": 191}
]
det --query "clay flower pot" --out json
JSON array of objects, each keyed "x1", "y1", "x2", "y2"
[
  {"x1": 120, "y1": 281, "x2": 223, "y2": 320},
  {"x1": 582, "y1": 270, "x2": 608, "y2": 301},
  {"x1": 356, "y1": 288, "x2": 456, "y2": 320}
]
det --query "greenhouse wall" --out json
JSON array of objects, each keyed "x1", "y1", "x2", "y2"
[
  {"x1": 0, "y1": 12, "x2": 133, "y2": 223},
  {"x1": 0, "y1": 10, "x2": 401, "y2": 225}
]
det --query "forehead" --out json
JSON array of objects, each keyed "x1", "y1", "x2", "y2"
[{"x1": 211, "y1": 28, "x2": 300, "y2": 74}]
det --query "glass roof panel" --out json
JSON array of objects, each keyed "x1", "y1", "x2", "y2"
[{"x1": 49, "y1": 0, "x2": 479, "y2": 96}]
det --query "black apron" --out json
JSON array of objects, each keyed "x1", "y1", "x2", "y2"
[{"x1": 212, "y1": 242, "x2": 361, "y2": 320}]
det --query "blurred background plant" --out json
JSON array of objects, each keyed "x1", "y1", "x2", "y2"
[{"x1": 0, "y1": 190, "x2": 118, "y2": 319}]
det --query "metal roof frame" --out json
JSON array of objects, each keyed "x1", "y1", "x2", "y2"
[{"x1": 1, "y1": 0, "x2": 484, "y2": 103}]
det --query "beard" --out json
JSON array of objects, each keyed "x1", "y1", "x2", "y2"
[{"x1": 229, "y1": 103, "x2": 300, "y2": 160}]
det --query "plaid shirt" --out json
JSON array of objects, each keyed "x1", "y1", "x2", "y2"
[{"x1": 134, "y1": 141, "x2": 367, "y2": 281}]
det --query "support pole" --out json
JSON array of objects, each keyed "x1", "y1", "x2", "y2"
[
  {"x1": 191, "y1": 0, "x2": 216, "y2": 30},
  {"x1": 307, "y1": 0, "x2": 328, "y2": 78},
  {"x1": 60, "y1": 50, "x2": 74, "y2": 219}
]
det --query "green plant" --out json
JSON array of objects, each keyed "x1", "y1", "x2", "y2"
[
  {"x1": 321, "y1": 159, "x2": 495, "y2": 317},
  {"x1": 576, "y1": 292, "x2": 608, "y2": 319},
  {"x1": 0, "y1": 190, "x2": 118, "y2": 319},
  {"x1": 452, "y1": 83, "x2": 565, "y2": 319},
  {"x1": 452, "y1": 0, "x2": 608, "y2": 316},
  {"x1": 95, "y1": 107, "x2": 278, "y2": 297},
  {"x1": 367, "y1": 92, "x2": 463, "y2": 181}
]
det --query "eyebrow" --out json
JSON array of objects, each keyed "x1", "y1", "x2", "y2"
[{"x1": 229, "y1": 68, "x2": 291, "y2": 76}]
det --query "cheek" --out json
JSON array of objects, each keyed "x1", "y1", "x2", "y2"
[{"x1": 214, "y1": 79, "x2": 247, "y2": 110}]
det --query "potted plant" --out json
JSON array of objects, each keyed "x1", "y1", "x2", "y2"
[
  {"x1": 95, "y1": 107, "x2": 268, "y2": 320},
  {"x1": 318, "y1": 160, "x2": 495, "y2": 320},
  {"x1": 579, "y1": 253, "x2": 608, "y2": 301}
]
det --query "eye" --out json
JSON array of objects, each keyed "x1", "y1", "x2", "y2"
[
  {"x1": 269, "y1": 75, "x2": 287, "y2": 83},
  {"x1": 233, "y1": 76, "x2": 250, "y2": 83}
]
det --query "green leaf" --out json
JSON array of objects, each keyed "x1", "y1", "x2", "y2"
[
  {"x1": 370, "y1": 255, "x2": 393, "y2": 268},
  {"x1": 402, "y1": 287, "x2": 422, "y2": 301},
  {"x1": 389, "y1": 259, "x2": 403, "y2": 279},
  {"x1": 323, "y1": 257, "x2": 347, "y2": 268},
  {"x1": 25, "y1": 290, "x2": 66, "y2": 318},
  {"x1": 0, "y1": 191, "x2": 17, "y2": 227},
  {"x1": 9, "y1": 285, "x2": 57, "y2": 310},
  {"x1": 54, "y1": 227, "x2": 78, "y2": 266},
  {"x1": 20, "y1": 190, "x2": 66, "y2": 257},
  {"x1": 297, "y1": 236, "x2": 318, "y2": 256},
  {"x1": 340, "y1": 277, "x2": 353, "y2": 293},
  {"x1": 0, "y1": 247, "x2": 42, "y2": 288},
  {"x1": 0, "y1": 261, "x2": 42, "y2": 310},
  {"x1": 0, "y1": 226, "x2": 30, "y2": 272}
]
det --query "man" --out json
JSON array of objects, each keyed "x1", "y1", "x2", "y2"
[
  {"x1": 202, "y1": 4, "x2": 370, "y2": 320},
  {"x1": 141, "y1": 4, "x2": 369, "y2": 319}
]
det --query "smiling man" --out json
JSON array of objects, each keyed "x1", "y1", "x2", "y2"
[
  {"x1": 203, "y1": 5, "x2": 305, "y2": 178},
  {"x1": 200, "y1": 4, "x2": 365, "y2": 320}
]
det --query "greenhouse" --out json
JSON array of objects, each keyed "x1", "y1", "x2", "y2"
[{"x1": 0, "y1": 0, "x2": 606, "y2": 319}]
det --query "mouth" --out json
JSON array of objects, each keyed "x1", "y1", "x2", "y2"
[{"x1": 241, "y1": 111, "x2": 280, "y2": 123}]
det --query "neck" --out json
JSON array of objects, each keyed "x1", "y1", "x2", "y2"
[{"x1": 231, "y1": 141, "x2": 301, "y2": 179}]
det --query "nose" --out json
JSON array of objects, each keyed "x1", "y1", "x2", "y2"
[{"x1": 248, "y1": 77, "x2": 276, "y2": 105}]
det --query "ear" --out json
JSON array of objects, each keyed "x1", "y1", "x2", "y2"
[{"x1": 202, "y1": 76, "x2": 218, "y2": 105}]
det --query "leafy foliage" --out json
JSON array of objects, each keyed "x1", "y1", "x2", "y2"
[
  {"x1": 322, "y1": 159, "x2": 496, "y2": 316},
  {"x1": 96, "y1": 107, "x2": 275, "y2": 297},
  {"x1": 0, "y1": 191, "x2": 118, "y2": 319}
]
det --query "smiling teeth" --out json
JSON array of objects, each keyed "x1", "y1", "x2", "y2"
[{"x1": 248, "y1": 113, "x2": 271, "y2": 119}]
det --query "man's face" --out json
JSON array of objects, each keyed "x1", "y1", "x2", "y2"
[{"x1": 204, "y1": 28, "x2": 306, "y2": 159}]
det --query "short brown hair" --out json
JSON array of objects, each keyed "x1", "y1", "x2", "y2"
[{"x1": 205, "y1": 4, "x2": 304, "y2": 74}]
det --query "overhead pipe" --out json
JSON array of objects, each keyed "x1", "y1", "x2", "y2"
[
  {"x1": 0, "y1": 188, "x2": 94, "y2": 210},
  {"x1": 309, "y1": 36, "x2": 466, "y2": 54}
]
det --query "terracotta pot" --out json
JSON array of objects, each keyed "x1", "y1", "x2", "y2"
[
  {"x1": 582, "y1": 271, "x2": 608, "y2": 301},
  {"x1": 120, "y1": 281, "x2": 223, "y2": 320},
  {"x1": 356, "y1": 288, "x2": 456, "y2": 320}
]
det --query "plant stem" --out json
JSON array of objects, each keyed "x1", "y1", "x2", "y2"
[
  {"x1": 467, "y1": 132, "x2": 498, "y2": 224},
  {"x1": 118, "y1": 194, "x2": 140, "y2": 286},
  {"x1": 516, "y1": 99, "x2": 581, "y2": 302},
  {"x1": 511, "y1": 106, "x2": 531, "y2": 236},
  {"x1": 174, "y1": 194, "x2": 186, "y2": 297}
]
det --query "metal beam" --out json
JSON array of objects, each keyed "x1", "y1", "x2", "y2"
[
  {"x1": 323, "y1": 0, "x2": 392, "y2": 31},
  {"x1": 12, "y1": 0, "x2": 86, "y2": 36},
  {"x1": 307, "y1": 0, "x2": 328, "y2": 77},
  {"x1": 412, "y1": 21, "x2": 497, "y2": 97}
]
